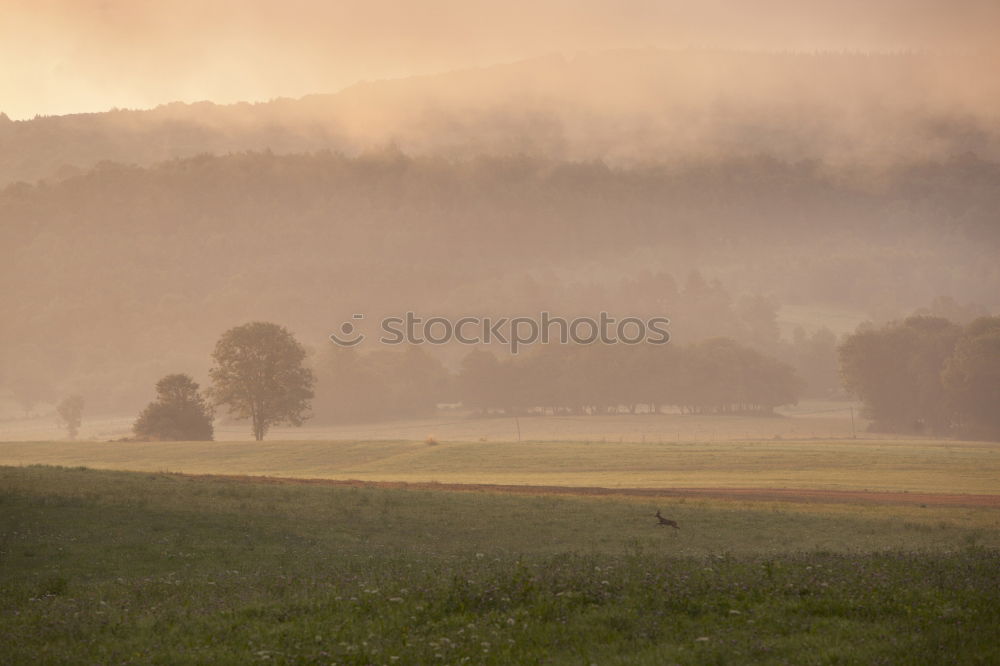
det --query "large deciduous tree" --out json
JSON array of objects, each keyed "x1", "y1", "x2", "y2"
[
  {"x1": 209, "y1": 322, "x2": 315, "y2": 441},
  {"x1": 133, "y1": 374, "x2": 214, "y2": 441}
]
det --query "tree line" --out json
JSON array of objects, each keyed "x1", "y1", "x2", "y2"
[
  {"x1": 839, "y1": 315, "x2": 1000, "y2": 439},
  {"x1": 454, "y1": 340, "x2": 802, "y2": 416},
  {"x1": 311, "y1": 338, "x2": 803, "y2": 424},
  {"x1": 127, "y1": 321, "x2": 803, "y2": 441},
  {"x1": 68, "y1": 314, "x2": 1000, "y2": 442}
]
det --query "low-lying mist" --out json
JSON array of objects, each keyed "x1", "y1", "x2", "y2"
[
  {"x1": 2, "y1": 149, "x2": 996, "y2": 418},
  {"x1": 3, "y1": 50, "x2": 1000, "y2": 185}
]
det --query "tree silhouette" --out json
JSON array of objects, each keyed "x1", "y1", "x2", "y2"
[
  {"x1": 133, "y1": 374, "x2": 214, "y2": 441},
  {"x1": 839, "y1": 316, "x2": 961, "y2": 434},
  {"x1": 209, "y1": 322, "x2": 315, "y2": 441},
  {"x1": 55, "y1": 395, "x2": 84, "y2": 440},
  {"x1": 942, "y1": 316, "x2": 1000, "y2": 439}
]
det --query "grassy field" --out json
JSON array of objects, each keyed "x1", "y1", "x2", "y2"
[
  {"x1": 2, "y1": 465, "x2": 1000, "y2": 664},
  {"x1": 1, "y1": 405, "x2": 868, "y2": 443},
  {"x1": 2, "y1": 436, "x2": 998, "y2": 494}
]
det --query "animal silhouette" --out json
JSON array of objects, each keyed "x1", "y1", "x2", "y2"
[{"x1": 655, "y1": 509, "x2": 679, "y2": 529}]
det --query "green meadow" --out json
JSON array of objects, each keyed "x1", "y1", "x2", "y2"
[{"x1": 2, "y1": 465, "x2": 999, "y2": 664}]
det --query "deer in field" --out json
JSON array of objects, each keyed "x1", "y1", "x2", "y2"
[{"x1": 655, "y1": 510, "x2": 679, "y2": 529}]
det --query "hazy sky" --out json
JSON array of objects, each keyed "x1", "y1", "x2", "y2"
[{"x1": 1, "y1": 0, "x2": 997, "y2": 120}]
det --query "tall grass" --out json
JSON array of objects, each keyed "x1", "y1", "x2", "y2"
[{"x1": 1, "y1": 466, "x2": 998, "y2": 664}]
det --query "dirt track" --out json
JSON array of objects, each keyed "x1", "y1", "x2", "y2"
[{"x1": 180, "y1": 473, "x2": 1000, "y2": 508}]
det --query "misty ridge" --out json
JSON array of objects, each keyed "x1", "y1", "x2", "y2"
[
  {"x1": 3, "y1": 49, "x2": 1000, "y2": 186},
  {"x1": 1, "y1": 48, "x2": 998, "y2": 429}
]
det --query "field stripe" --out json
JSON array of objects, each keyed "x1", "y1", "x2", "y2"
[{"x1": 166, "y1": 472, "x2": 1000, "y2": 508}]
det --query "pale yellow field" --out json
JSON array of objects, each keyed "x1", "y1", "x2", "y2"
[{"x1": 2, "y1": 436, "x2": 998, "y2": 495}]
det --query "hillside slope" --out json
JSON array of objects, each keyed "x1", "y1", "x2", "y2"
[{"x1": 3, "y1": 50, "x2": 999, "y2": 185}]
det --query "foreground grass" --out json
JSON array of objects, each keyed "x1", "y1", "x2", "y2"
[{"x1": 2, "y1": 466, "x2": 999, "y2": 664}]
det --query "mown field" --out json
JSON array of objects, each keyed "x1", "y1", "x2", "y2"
[
  {"x1": 2, "y1": 435, "x2": 999, "y2": 494},
  {"x1": 2, "y1": 465, "x2": 999, "y2": 664}
]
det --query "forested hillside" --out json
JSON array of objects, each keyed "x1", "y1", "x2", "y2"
[
  {"x1": 3, "y1": 150, "x2": 997, "y2": 415},
  {"x1": 3, "y1": 50, "x2": 999, "y2": 186}
]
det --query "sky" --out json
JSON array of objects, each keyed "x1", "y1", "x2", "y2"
[{"x1": 1, "y1": 0, "x2": 998, "y2": 120}]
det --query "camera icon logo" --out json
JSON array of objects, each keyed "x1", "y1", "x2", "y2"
[{"x1": 329, "y1": 313, "x2": 366, "y2": 347}]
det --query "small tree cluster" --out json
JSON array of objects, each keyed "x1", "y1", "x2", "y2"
[
  {"x1": 839, "y1": 315, "x2": 1000, "y2": 439},
  {"x1": 130, "y1": 322, "x2": 315, "y2": 442},
  {"x1": 458, "y1": 339, "x2": 802, "y2": 416},
  {"x1": 133, "y1": 374, "x2": 214, "y2": 441}
]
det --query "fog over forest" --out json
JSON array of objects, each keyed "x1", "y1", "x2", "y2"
[
  {"x1": 1, "y1": 13, "x2": 998, "y2": 434},
  {"x1": 4, "y1": 50, "x2": 1000, "y2": 185}
]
